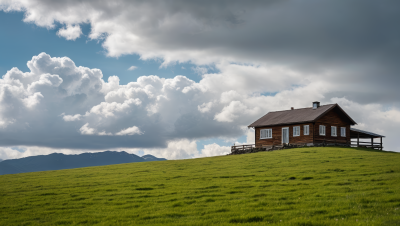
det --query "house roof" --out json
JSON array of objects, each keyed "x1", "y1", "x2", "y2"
[{"x1": 248, "y1": 104, "x2": 357, "y2": 127}]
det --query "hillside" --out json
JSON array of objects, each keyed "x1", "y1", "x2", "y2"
[
  {"x1": 0, "y1": 151, "x2": 166, "y2": 175},
  {"x1": 0, "y1": 147, "x2": 399, "y2": 225}
]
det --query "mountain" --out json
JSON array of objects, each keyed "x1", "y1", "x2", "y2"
[{"x1": 0, "y1": 151, "x2": 166, "y2": 175}]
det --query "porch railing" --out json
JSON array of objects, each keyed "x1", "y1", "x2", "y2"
[{"x1": 350, "y1": 141, "x2": 383, "y2": 150}]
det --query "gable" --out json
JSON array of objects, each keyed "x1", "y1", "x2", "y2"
[{"x1": 315, "y1": 105, "x2": 356, "y2": 125}]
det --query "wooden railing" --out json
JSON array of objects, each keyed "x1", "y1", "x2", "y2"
[
  {"x1": 231, "y1": 144, "x2": 255, "y2": 152},
  {"x1": 351, "y1": 141, "x2": 383, "y2": 150}
]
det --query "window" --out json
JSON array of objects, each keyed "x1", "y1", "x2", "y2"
[
  {"x1": 293, "y1": 126, "x2": 300, "y2": 137},
  {"x1": 341, "y1": 127, "x2": 346, "y2": 137},
  {"x1": 319, "y1": 125, "x2": 326, "y2": 135},
  {"x1": 304, "y1": 125, "x2": 309, "y2": 135},
  {"x1": 260, "y1": 129, "x2": 272, "y2": 139},
  {"x1": 331, "y1": 126, "x2": 337, "y2": 136}
]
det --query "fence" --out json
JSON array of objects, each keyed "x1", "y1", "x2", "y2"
[{"x1": 231, "y1": 144, "x2": 255, "y2": 152}]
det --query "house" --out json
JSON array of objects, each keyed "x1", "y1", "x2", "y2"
[{"x1": 246, "y1": 101, "x2": 384, "y2": 150}]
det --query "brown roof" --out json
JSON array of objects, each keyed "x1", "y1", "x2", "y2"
[{"x1": 248, "y1": 104, "x2": 356, "y2": 127}]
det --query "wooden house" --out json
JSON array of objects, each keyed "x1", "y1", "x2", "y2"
[{"x1": 246, "y1": 101, "x2": 384, "y2": 149}]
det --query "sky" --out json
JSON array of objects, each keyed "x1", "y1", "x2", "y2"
[{"x1": 0, "y1": 0, "x2": 399, "y2": 160}]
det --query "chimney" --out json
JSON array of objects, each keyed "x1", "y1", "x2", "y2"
[
  {"x1": 291, "y1": 107, "x2": 294, "y2": 110},
  {"x1": 312, "y1": 101, "x2": 320, "y2": 109}
]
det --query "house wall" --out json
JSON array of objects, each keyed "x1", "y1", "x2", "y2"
[
  {"x1": 314, "y1": 109, "x2": 351, "y2": 144},
  {"x1": 255, "y1": 123, "x2": 314, "y2": 147}
]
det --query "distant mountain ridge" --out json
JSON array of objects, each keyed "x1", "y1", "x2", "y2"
[{"x1": 0, "y1": 151, "x2": 166, "y2": 175}]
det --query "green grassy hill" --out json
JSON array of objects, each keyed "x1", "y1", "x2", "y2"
[{"x1": 1, "y1": 147, "x2": 400, "y2": 225}]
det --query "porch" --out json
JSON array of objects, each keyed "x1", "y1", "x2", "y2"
[{"x1": 350, "y1": 128, "x2": 384, "y2": 150}]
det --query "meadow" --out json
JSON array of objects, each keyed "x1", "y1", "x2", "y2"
[{"x1": 1, "y1": 147, "x2": 400, "y2": 225}]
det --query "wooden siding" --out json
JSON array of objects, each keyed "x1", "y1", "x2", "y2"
[
  {"x1": 255, "y1": 123, "x2": 314, "y2": 147},
  {"x1": 314, "y1": 109, "x2": 351, "y2": 144}
]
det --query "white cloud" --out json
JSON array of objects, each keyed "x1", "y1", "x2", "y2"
[
  {"x1": 128, "y1": 66, "x2": 137, "y2": 71},
  {"x1": 57, "y1": 24, "x2": 82, "y2": 40},
  {"x1": 79, "y1": 123, "x2": 96, "y2": 135},
  {"x1": 198, "y1": 102, "x2": 213, "y2": 113},
  {"x1": 62, "y1": 114, "x2": 82, "y2": 121},
  {"x1": 200, "y1": 143, "x2": 230, "y2": 157},
  {"x1": 115, "y1": 126, "x2": 143, "y2": 136},
  {"x1": 246, "y1": 128, "x2": 255, "y2": 144},
  {"x1": 22, "y1": 92, "x2": 43, "y2": 108}
]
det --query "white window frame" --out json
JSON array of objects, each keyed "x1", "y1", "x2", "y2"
[
  {"x1": 293, "y1": 126, "x2": 300, "y2": 137},
  {"x1": 260, "y1": 129, "x2": 272, "y2": 139},
  {"x1": 304, "y1": 125, "x2": 309, "y2": 135},
  {"x1": 331, "y1": 126, "x2": 337, "y2": 137},
  {"x1": 341, "y1": 127, "x2": 346, "y2": 137},
  {"x1": 319, "y1": 125, "x2": 326, "y2": 136}
]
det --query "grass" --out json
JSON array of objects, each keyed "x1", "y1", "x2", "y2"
[{"x1": 0, "y1": 147, "x2": 400, "y2": 225}]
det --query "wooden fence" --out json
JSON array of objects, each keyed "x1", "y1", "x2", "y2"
[{"x1": 231, "y1": 144, "x2": 255, "y2": 152}]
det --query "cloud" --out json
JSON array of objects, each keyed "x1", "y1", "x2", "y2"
[
  {"x1": 57, "y1": 24, "x2": 82, "y2": 40},
  {"x1": 2, "y1": 1, "x2": 400, "y2": 105},
  {"x1": 115, "y1": 126, "x2": 143, "y2": 136},
  {"x1": 128, "y1": 66, "x2": 137, "y2": 71},
  {"x1": 197, "y1": 102, "x2": 213, "y2": 113},
  {"x1": 0, "y1": 52, "x2": 399, "y2": 154},
  {"x1": 79, "y1": 123, "x2": 97, "y2": 135},
  {"x1": 199, "y1": 143, "x2": 230, "y2": 157},
  {"x1": 191, "y1": 66, "x2": 208, "y2": 75}
]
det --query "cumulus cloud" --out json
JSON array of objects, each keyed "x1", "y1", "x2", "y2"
[
  {"x1": 198, "y1": 102, "x2": 213, "y2": 113},
  {"x1": 79, "y1": 123, "x2": 97, "y2": 135},
  {"x1": 200, "y1": 143, "x2": 230, "y2": 157},
  {"x1": 57, "y1": 24, "x2": 82, "y2": 40},
  {"x1": 128, "y1": 66, "x2": 137, "y2": 71},
  {"x1": 0, "y1": 53, "x2": 249, "y2": 151}
]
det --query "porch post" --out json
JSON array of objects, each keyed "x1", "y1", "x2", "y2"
[
  {"x1": 380, "y1": 137, "x2": 383, "y2": 150},
  {"x1": 357, "y1": 132, "x2": 359, "y2": 147},
  {"x1": 371, "y1": 137, "x2": 373, "y2": 149}
]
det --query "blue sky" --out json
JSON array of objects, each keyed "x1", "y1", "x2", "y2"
[{"x1": 0, "y1": 1, "x2": 399, "y2": 160}]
